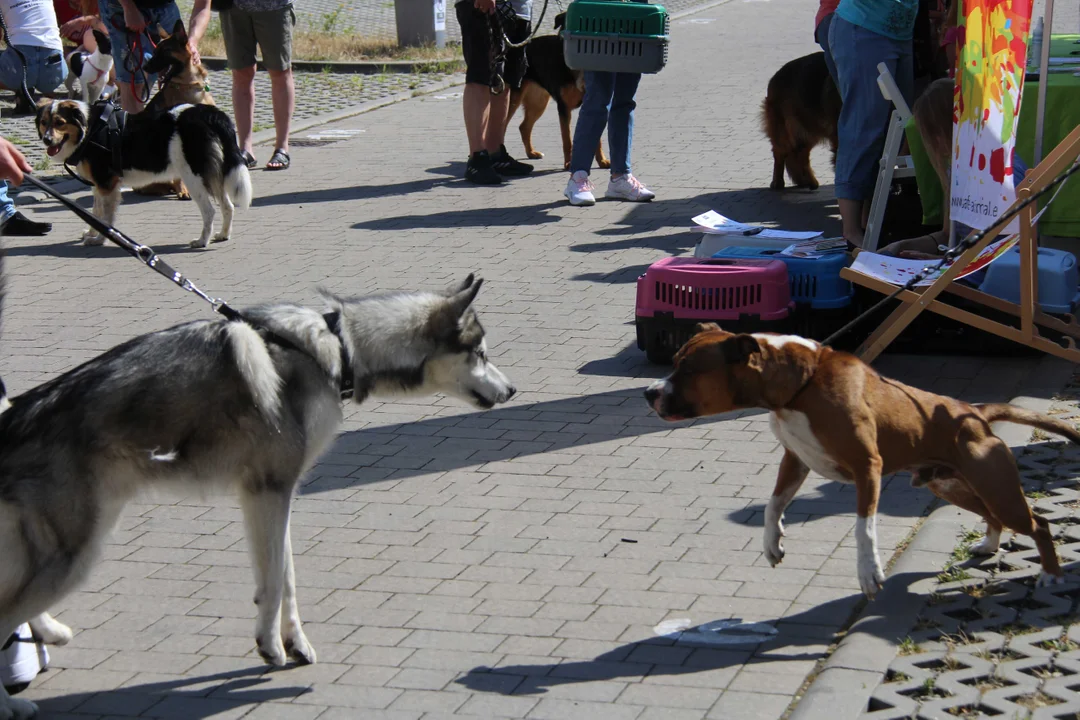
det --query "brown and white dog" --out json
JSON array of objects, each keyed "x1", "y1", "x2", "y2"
[{"x1": 644, "y1": 324, "x2": 1079, "y2": 597}]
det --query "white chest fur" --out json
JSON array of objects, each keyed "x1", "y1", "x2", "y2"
[{"x1": 769, "y1": 409, "x2": 849, "y2": 482}]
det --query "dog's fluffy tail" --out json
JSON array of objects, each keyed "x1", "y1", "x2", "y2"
[
  {"x1": 224, "y1": 163, "x2": 252, "y2": 210},
  {"x1": 977, "y1": 403, "x2": 1080, "y2": 444},
  {"x1": 226, "y1": 322, "x2": 281, "y2": 421}
]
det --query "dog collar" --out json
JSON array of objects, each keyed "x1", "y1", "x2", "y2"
[
  {"x1": 322, "y1": 311, "x2": 355, "y2": 401},
  {"x1": 66, "y1": 100, "x2": 127, "y2": 174}
]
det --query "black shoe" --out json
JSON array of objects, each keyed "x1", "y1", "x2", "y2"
[
  {"x1": 465, "y1": 150, "x2": 502, "y2": 185},
  {"x1": 1, "y1": 212, "x2": 51, "y2": 236},
  {"x1": 491, "y1": 145, "x2": 533, "y2": 177}
]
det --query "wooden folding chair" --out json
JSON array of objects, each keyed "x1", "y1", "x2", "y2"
[
  {"x1": 839, "y1": 124, "x2": 1080, "y2": 363},
  {"x1": 863, "y1": 63, "x2": 918, "y2": 252}
]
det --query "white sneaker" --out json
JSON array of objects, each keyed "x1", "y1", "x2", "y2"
[
  {"x1": 564, "y1": 171, "x2": 596, "y2": 206},
  {"x1": 606, "y1": 174, "x2": 656, "y2": 202},
  {"x1": 0, "y1": 625, "x2": 47, "y2": 691}
]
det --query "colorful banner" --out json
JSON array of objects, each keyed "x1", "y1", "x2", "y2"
[{"x1": 950, "y1": 0, "x2": 1033, "y2": 233}]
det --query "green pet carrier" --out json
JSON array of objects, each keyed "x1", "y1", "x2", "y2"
[{"x1": 562, "y1": 0, "x2": 669, "y2": 74}]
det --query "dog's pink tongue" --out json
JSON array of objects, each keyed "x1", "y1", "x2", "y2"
[{"x1": 47, "y1": 145, "x2": 62, "y2": 157}]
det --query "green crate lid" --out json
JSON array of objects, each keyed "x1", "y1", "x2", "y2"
[{"x1": 565, "y1": 0, "x2": 668, "y2": 38}]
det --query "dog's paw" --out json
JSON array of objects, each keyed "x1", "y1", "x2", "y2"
[
  {"x1": 284, "y1": 630, "x2": 317, "y2": 665},
  {"x1": 769, "y1": 180, "x2": 785, "y2": 191},
  {"x1": 29, "y1": 614, "x2": 73, "y2": 645},
  {"x1": 256, "y1": 636, "x2": 288, "y2": 667},
  {"x1": 763, "y1": 525, "x2": 784, "y2": 567},
  {"x1": 0, "y1": 697, "x2": 39, "y2": 720},
  {"x1": 211, "y1": 233, "x2": 231, "y2": 244},
  {"x1": 176, "y1": 189, "x2": 191, "y2": 201},
  {"x1": 190, "y1": 237, "x2": 210, "y2": 249},
  {"x1": 81, "y1": 230, "x2": 104, "y2": 246},
  {"x1": 858, "y1": 557, "x2": 886, "y2": 599},
  {"x1": 970, "y1": 537, "x2": 999, "y2": 557},
  {"x1": 1036, "y1": 571, "x2": 1066, "y2": 587},
  {"x1": 597, "y1": 159, "x2": 611, "y2": 169},
  {"x1": 526, "y1": 150, "x2": 543, "y2": 159}
]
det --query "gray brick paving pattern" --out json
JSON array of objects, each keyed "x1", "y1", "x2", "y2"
[{"x1": 0, "y1": 0, "x2": 1065, "y2": 717}]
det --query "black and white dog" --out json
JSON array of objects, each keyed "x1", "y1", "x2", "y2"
[
  {"x1": 0, "y1": 271, "x2": 516, "y2": 720},
  {"x1": 35, "y1": 99, "x2": 252, "y2": 248},
  {"x1": 63, "y1": 29, "x2": 114, "y2": 104}
]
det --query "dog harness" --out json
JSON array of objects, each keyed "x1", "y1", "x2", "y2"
[
  {"x1": 321, "y1": 312, "x2": 355, "y2": 400},
  {"x1": 65, "y1": 99, "x2": 128, "y2": 177}
]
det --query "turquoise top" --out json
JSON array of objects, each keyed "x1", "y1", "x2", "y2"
[{"x1": 835, "y1": 0, "x2": 919, "y2": 40}]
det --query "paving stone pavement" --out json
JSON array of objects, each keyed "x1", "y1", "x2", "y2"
[{"x1": 0, "y1": 0, "x2": 1066, "y2": 718}]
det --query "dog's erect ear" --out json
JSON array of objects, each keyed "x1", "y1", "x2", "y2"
[
  {"x1": 171, "y1": 19, "x2": 188, "y2": 41},
  {"x1": 694, "y1": 322, "x2": 721, "y2": 335},
  {"x1": 444, "y1": 274, "x2": 475, "y2": 297},
  {"x1": 91, "y1": 28, "x2": 111, "y2": 51},
  {"x1": 449, "y1": 277, "x2": 483, "y2": 318},
  {"x1": 554, "y1": 11, "x2": 566, "y2": 29},
  {"x1": 157, "y1": 25, "x2": 170, "y2": 40}
]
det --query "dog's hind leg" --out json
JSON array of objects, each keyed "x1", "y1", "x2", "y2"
[
  {"x1": 764, "y1": 450, "x2": 810, "y2": 567},
  {"x1": 956, "y1": 437, "x2": 1063, "y2": 584},
  {"x1": 785, "y1": 145, "x2": 819, "y2": 190},
  {"x1": 213, "y1": 193, "x2": 234, "y2": 244},
  {"x1": 281, "y1": 523, "x2": 315, "y2": 664},
  {"x1": 240, "y1": 488, "x2": 294, "y2": 666},
  {"x1": 519, "y1": 83, "x2": 549, "y2": 160},
  {"x1": 184, "y1": 173, "x2": 216, "y2": 249},
  {"x1": 595, "y1": 139, "x2": 610, "y2": 170},
  {"x1": 924, "y1": 475, "x2": 1003, "y2": 556},
  {"x1": 28, "y1": 612, "x2": 72, "y2": 645}
]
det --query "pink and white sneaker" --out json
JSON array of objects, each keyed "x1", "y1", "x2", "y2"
[
  {"x1": 606, "y1": 174, "x2": 656, "y2": 202},
  {"x1": 564, "y1": 171, "x2": 596, "y2": 206}
]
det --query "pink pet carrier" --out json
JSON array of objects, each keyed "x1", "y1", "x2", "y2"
[{"x1": 635, "y1": 257, "x2": 794, "y2": 364}]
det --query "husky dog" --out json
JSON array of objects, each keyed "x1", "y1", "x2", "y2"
[
  {"x1": 63, "y1": 29, "x2": 115, "y2": 104},
  {"x1": 35, "y1": 99, "x2": 252, "y2": 249},
  {"x1": 0, "y1": 273, "x2": 515, "y2": 720}
]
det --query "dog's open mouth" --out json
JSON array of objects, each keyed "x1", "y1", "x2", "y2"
[
  {"x1": 470, "y1": 390, "x2": 495, "y2": 409},
  {"x1": 46, "y1": 144, "x2": 63, "y2": 157}
]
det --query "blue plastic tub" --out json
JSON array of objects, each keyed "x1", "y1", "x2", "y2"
[
  {"x1": 713, "y1": 246, "x2": 853, "y2": 309},
  {"x1": 978, "y1": 246, "x2": 1080, "y2": 314}
]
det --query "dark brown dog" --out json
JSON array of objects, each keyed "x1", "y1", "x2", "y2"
[
  {"x1": 761, "y1": 52, "x2": 840, "y2": 191},
  {"x1": 141, "y1": 19, "x2": 215, "y2": 199},
  {"x1": 645, "y1": 324, "x2": 1078, "y2": 597},
  {"x1": 505, "y1": 13, "x2": 608, "y2": 170}
]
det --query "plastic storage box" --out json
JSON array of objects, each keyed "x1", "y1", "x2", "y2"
[
  {"x1": 563, "y1": 0, "x2": 669, "y2": 74},
  {"x1": 635, "y1": 257, "x2": 794, "y2": 364},
  {"x1": 694, "y1": 233, "x2": 797, "y2": 258},
  {"x1": 713, "y1": 247, "x2": 855, "y2": 344},
  {"x1": 978, "y1": 246, "x2": 1080, "y2": 314}
]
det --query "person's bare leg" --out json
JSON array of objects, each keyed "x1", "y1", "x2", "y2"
[
  {"x1": 232, "y1": 65, "x2": 257, "y2": 155},
  {"x1": 463, "y1": 82, "x2": 490, "y2": 154},
  {"x1": 484, "y1": 89, "x2": 510, "y2": 153},
  {"x1": 839, "y1": 198, "x2": 865, "y2": 245},
  {"x1": 268, "y1": 67, "x2": 293, "y2": 158}
]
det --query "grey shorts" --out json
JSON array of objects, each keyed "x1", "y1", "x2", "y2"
[{"x1": 220, "y1": 4, "x2": 296, "y2": 72}]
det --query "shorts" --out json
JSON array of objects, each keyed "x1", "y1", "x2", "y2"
[
  {"x1": 0, "y1": 45, "x2": 67, "y2": 94},
  {"x1": 455, "y1": 1, "x2": 528, "y2": 90},
  {"x1": 220, "y1": 5, "x2": 296, "y2": 72},
  {"x1": 102, "y1": 0, "x2": 181, "y2": 84}
]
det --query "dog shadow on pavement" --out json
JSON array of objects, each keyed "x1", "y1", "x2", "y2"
[
  {"x1": 352, "y1": 200, "x2": 565, "y2": 231},
  {"x1": 455, "y1": 573, "x2": 933, "y2": 697},
  {"x1": 27, "y1": 665, "x2": 309, "y2": 719}
]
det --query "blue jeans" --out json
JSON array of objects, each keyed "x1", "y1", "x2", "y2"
[
  {"x1": 570, "y1": 71, "x2": 641, "y2": 175},
  {"x1": 829, "y1": 14, "x2": 913, "y2": 201},
  {"x1": 0, "y1": 183, "x2": 15, "y2": 224},
  {"x1": 0, "y1": 45, "x2": 66, "y2": 94},
  {"x1": 814, "y1": 13, "x2": 838, "y2": 86},
  {"x1": 103, "y1": 0, "x2": 182, "y2": 84}
]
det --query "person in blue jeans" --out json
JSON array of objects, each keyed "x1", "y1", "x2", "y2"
[
  {"x1": 0, "y1": 0, "x2": 68, "y2": 113},
  {"x1": 102, "y1": 0, "x2": 182, "y2": 113},
  {"x1": 564, "y1": 71, "x2": 654, "y2": 206},
  {"x1": 829, "y1": 0, "x2": 917, "y2": 245}
]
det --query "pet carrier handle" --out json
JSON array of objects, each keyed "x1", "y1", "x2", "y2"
[
  {"x1": 565, "y1": 29, "x2": 669, "y2": 39},
  {"x1": 698, "y1": 259, "x2": 737, "y2": 266}
]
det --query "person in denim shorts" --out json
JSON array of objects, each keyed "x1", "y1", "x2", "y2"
[
  {"x1": 102, "y1": 0, "x2": 181, "y2": 112},
  {"x1": 0, "y1": 0, "x2": 68, "y2": 107},
  {"x1": 189, "y1": 0, "x2": 294, "y2": 170},
  {"x1": 455, "y1": 0, "x2": 533, "y2": 184}
]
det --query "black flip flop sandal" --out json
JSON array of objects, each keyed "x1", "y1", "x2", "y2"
[
  {"x1": 241, "y1": 150, "x2": 257, "y2": 169},
  {"x1": 266, "y1": 149, "x2": 290, "y2": 171}
]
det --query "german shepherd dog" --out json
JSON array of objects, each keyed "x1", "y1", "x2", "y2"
[
  {"x1": 506, "y1": 13, "x2": 608, "y2": 170},
  {"x1": 0, "y1": 271, "x2": 515, "y2": 720},
  {"x1": 143, "y1": 19, "x2": 216, "y2": 200},
  {"x1": 761, "y1": 51, "x2": 841, "y2": 191},
  {"x1": 35, "y1": 98, "x2": 252, "y2": 248}
]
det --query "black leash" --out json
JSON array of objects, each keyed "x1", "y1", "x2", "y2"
[
  {"x1": 821, "y1": 157, "x2": 1080, "y2": 348},
  {"x1": 19, "y1": 174, "x2": 355, "y2": 400}
]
